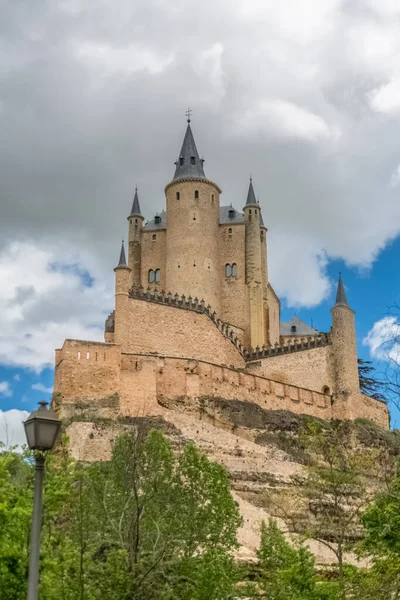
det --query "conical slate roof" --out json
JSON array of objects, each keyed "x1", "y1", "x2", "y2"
[
  {"x1": 173, "y1": 122, "x2": 206, "y2": 181},
  {"x1": 115, "y1": 241, "x2": 128, "y2": 269},
  {"x1": 129, "y1": 188, "x2": 142, "y2": 217},
  {"x1": 260, "y1": 209, "x2": 266, "y2": 229},
  {"x1": 246, "y1": 179, "x2": 257, "y2": 205},
  {"x1": 335, "y1": 274, "x2": 349, "y2": 307}
]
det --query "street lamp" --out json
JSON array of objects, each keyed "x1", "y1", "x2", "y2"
[{"x1": 24, "y1": 401, "x2": 61, "y2": 600}]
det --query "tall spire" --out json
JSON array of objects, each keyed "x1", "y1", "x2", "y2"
[
  {"x1": 335, "y1": 273, "x2": 349, "y2": 307},
  {"x1": 129, "y1": 187, "x2": 142, "y2": 217},
  {"x1": 115, "y1": 240, "x2": 128, "y2": 269},
  {"x1": 259, "y1": 209, "x2": 266, "y2": 229},
  {"x1": 173, "y1": 113, "x2": 206, "y2": 181},
  {"x1": 246, "y1": 177, "x2": 257, "y2": 206}
]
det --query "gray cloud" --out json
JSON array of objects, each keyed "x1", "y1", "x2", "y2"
[{"x1": 1, "y1": 0, "x2": 400, "y2": 316}]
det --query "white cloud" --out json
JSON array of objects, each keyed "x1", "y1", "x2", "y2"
[
  {"x1": 0, "y1": 409, "x2": 29, "y2": 449},
  {"x1": 363, "y1": 316, "x2": 400, "y2": 360},
  {"x1": 0, "y1": 382, "x2": 12, "y2": 397},
  {"x1": 32, "y1": 383, "x2": 54, "y2": 394},
  {"x1": 369, "y1": 78, "x2": 400, "y2": 114},
  {"x1": 0, "y1": 242, "x2": 110, "y2": 372},
  {"x1": 73, "y1": 41, "x2": 175, "y2": 75},
  {"x1": 236, "y1": 99, "x2": 340, "y2": 142}
]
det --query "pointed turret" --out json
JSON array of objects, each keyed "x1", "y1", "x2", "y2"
[
  {"x1": 129, "y1": 187, "x2": 142, "y2": 217},
  {"x1": 173, "y1": 117, "x2": 206, "y2": 181},
  {"x1": 115, "y1": 241, "x2": 128, "y2": 270},
  {"x1": 335, "y1": 274, "x2": 349, "y2": 308},
  {"x1": 245, "y1": 178, "x2": 258, "y2": 207}
]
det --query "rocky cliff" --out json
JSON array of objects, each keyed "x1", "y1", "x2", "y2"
[{"x1": 63, "y1": 396, "x2": 398, "y2": 565}]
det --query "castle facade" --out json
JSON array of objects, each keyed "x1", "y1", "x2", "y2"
[{"x1": 53, "y1": 118, "x2": 389, "y2": 430}]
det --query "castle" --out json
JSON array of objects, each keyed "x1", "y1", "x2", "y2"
[{"x1": 53, "y1": 117, "x2": 389, "y2": 430}]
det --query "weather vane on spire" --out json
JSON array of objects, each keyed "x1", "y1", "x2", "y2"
[{"x1": 185, "y1": 107, "x2": 192, "y2": 123}]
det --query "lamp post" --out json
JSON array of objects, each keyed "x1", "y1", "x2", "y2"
[{"x1": 23, "y1": 401, "x2": 61, "y2": 600}]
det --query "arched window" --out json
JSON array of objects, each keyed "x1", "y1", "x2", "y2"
[
  {"x1": 291, "y1": 325, "x2": 297, "y2": 333},
  {"x1": 176, "y1": 191, "x2": 180, "y2": 200},
  {"x1": 249, "y1": 209, "x2": 252, "y2": 214},
  {"x1": 225, "y1": 264, "x2": 232, "y2": 277},
  {"x1": 255, "y1": 209, "x2": 257, "y2": 215},
  {"x1": 190, "y1": 156, "x2": 195, "y2": 165},
  {"x1": 152, "y1": 234, "x2": 156, "y2": 241},
  {"x1": 322, "y1": 386, "x2": 330, "y2": 395},
  {"x1": 228, "y1": 227, "x2": 233, "y2": 235},
  {"x1": 148, "y1": 269, "x2": 155, "y2": 283},
  {"x1": 135, "y1": 218, "x2": 138, "y2": 224},
  {"x1": 232, "y1": 263, "x2": 237, "y2": 277},
  {"x1": 155, "y1": 269, "x2": 161, "y2": 283},
  {"x1": 261, "y1": 230, "x2": 264, "y2": 239},
  {"x1": 194, "y1": 190, "x2": 199, "y2": 199}
]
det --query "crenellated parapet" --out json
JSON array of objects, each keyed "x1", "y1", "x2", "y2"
[{"x1": 244, "y1": 332, "x2": 332, "y2": 362}]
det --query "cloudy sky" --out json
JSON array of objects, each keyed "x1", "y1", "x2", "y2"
[{"x1": 2, "y1": 0, "x2": 400, "y2": 442}]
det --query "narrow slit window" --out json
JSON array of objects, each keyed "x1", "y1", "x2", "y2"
[
  {"x1": 86, "y1": 352, "x2": 90, "y2": 360},
  {"x1": 152, "y1": 234, "x2": 156, "y2": 241},
  {"x1": 194, "y1": 190, "x2": 199, "y2": 199},
  {"x1": 211, "y1": 194, "x2": 214, "y2": 202},
  {"x1": 228, "y1": 227, "x2": 232, "y2": 235},
  {"x1": 77, "y1": 351, "x2": 81, "y2": 360},
  {"x1": 176, "y1": 192, "x2": 180, "y2": 200}
]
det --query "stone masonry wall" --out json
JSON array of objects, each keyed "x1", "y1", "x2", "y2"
[
  {"x1": 247, "y1": 345, "x2": 334, "y2": 394},
  {"x1": 154, "y1": 355, "x2": 332, "y2": 420},
  {"x1": 111, "y1": 297, "x2": 245, "y2": 367},
  {"x1": 267, "y1": 283, "x2": 280, "y2": 345},
  {"x1": 141, "y1": 229, "x2": 167, "y2": 292},
  {"x1": 54, "y1": 340, "x2": 121, "y2": 419},
  {"x1": 219, "y1": 223, "x2": 249, "y2": 345}
]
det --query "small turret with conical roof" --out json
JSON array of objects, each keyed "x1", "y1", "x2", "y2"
[
  {"x1": 173, "y1": 119, "x2": 206, "y2": 182},
  {"x1": 113, "y1": 240, "x2": 131, "y2": 345},
  {"x1": 331, "y1": 274, "x2": 359, "y2": 419},
  {"x1": 127, "y1": 187, "x2": 144, "y2": 288},
  {"x1": 115, "y1": 240, "x2": 128, "y2": 270},
  {"x1": 243, "y1": 178, "x2": 265, "y2": 349}
]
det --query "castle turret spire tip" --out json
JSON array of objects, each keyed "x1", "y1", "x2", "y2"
[
  {"x1": 246, "y1": 177, "x2": 257, "y2": 206},
  {"x1": 115, "y1": 240, "x2": 128, "y2": 269},
  {"x1": 335, "y1": 273, "x2": 350, "y2": 308},
  {"x1": 129, "y1": 186, "x2": 142, "y2": 217},
  {"x1": 172, "y1": 110, "x2": 206, "y2": 181}
]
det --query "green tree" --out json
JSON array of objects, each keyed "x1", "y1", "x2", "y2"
[
  {"x1": 0, "y1": 429, "x2": 242, "y2": 599},
  {"x1": 358, "y1": 358, "x2": 387, "y2": 402}
]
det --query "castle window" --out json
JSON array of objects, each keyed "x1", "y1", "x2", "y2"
[
  {"x1": 323, "y1": 386, "x2": 330, "y2": 395},
  {"x1": 211, "y1": 194, "x2": 215, "y2": 203},
  {"x1": 249, "y1": 209, "x2": 252, "y2": 214},
  {"x1": 154, "y1": 215, "x2": 161, "y2": 224},
  {"x1": 228, "y1": 227, "x2": 233, "y2": 235},
  {"x1": 255, "y1": 209, "x2": 257, "y2": 215},
  {"x1": 190, "y1": 156, "x2": 195, "y2": 165},
  {"x1": 261, "y1": 230, "x2": 264, "y2": 239},
  {"x1": 148, "y1": 269, "x2": 155, "y2": 283},
  {"x1": 228, "y1": 209, "x2": 235, "y2": 219},
  {"x1": 176, "y1": 191, "x2": 180, "y2": 200},
  {"x1": 291, "y1": 325, "x2": 297, "y2": 333},
  {"x1": 225, "y1": 264, "x2": 232, "y2": 277},
  {"x1": 130, "y1": 219, "x2": 132, "y2": 225},
  {"x1": 155, "y1": 269, "x2": 161, "y2": 283},
  {"x1": 232, "y1": 263, "x2": 237, "y2": 277},
  {"x1": 135, "y1": 218, "x2": 138, "y2": 224},
  {"x1": 194, "y1": 190, "x2": 199, "y2": 199},
  {"x1": 152, "y1": 234, "x2": 156, "y2": 241},
  {"x1": 179, "y1": 157, "x2": 184, "y2": 166}
]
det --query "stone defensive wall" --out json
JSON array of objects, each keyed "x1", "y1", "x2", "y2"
[{"x1": 53, "y1": 340, "x2": 388, "y2": 429}]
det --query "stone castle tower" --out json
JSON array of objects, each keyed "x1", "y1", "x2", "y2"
[
  {"x1": 123, "y1": 116, "x2": 279, "y2": 350},
  {"x1": 53, "y1": 117, "x2": 389, "y2": 431}
]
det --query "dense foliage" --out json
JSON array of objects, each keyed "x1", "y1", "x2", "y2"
[{"x1": 2, "y1": 423, "x2": 400, "y2": 599}]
